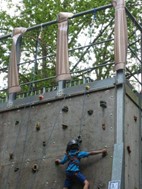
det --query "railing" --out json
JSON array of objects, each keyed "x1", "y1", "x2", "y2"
[{"x1": 0, "y1": 4, "x2": 141, "y2": 103}]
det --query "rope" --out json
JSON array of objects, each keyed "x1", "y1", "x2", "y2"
[
  {"x1": 3, "y1": 112, "x2": 23, "y2": 189},
  {"x1": 79, "y1": 90, "x2": 87, "y2": 137},
  {"x1": 14, "y1": 104, "x2": 33, "y2": 189},
  {"x1": 28, "y1": 95, "x2": 67, "y2": 189},
  {"x1": 3, "y1": 105, "x2": 30, "y2": 189}
]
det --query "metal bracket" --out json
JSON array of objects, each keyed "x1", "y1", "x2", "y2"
[{"x1": 108, "y1": 180, "x2": 120, "y2": 189}]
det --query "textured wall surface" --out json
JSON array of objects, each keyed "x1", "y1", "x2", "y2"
[
  {"x1": 0, "y1": 88, "x2": 115, "y2": 189},
  {"x1": 125, "y1": 95, "x2": 141, "y2": 189}
]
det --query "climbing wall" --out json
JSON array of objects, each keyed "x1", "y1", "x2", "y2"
[{"x1": 0, "y1": 88, "x2": 115, "y2": 189}]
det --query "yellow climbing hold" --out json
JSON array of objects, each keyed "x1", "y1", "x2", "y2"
[{"x1": 85, "y1": 85, "x2": 90, "y2": 90}]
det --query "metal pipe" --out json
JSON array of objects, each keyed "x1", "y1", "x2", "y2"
[
  {"x1": 0, "y1": 4, "x2": 112, "y2": 40},
  {"x1": 0, "y1": 38, "x2": 114, "y2": 72},
  {"x1": 126, "y1": 8, "x2": 142, "y2": 33},
  {"x1": 0, "y1": 61, "x2": 114, "y2": 92}
]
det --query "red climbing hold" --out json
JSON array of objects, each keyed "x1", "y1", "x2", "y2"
[{"x1": 39, "y1": 95, "x2": 44, "y2": 100}]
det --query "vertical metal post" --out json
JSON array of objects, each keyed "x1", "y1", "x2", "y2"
[
  {"x1": 108, "y1": 70, "x2": 125, "y2": 189},
  {"x1": 57, "y1": 80, "x2": 65, "y2": 96},
  {"x1": 140, "y1": 31, "x2": 142, "y2": 189},
  {"x1": 8, "y1": 93, "x2": 16, "y2": 106}
]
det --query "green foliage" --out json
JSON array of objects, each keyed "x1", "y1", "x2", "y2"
[{"x1": 0, "y1": 0, "x2": 141, "y2": 96}]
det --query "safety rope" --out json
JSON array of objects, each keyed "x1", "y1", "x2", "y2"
[
  {"x1": 79, "y1": 89, "x2": 87, "y2": 137},
  {"x1": 28, "y1": 95, "x2": 67, "y2": 189},
  {"x1": 14, "y1": 104, "x2": 33, "y2": 189},
  {"x1": 3, "y1": 104, "x2": 31, "y2": 189},
  {"x1": 3, "y1": 109, "x2": 25, "y2": 189}
]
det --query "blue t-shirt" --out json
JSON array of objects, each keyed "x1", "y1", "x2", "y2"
[{"x1": 60, "y1": 150, "x2": 89, "y2": 172}]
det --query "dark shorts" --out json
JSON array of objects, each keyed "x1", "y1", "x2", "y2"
[{"x1": 64, "y1": 171, "x2": 86, "y2": 188}]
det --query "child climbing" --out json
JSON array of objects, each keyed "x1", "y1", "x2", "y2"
[{"x1": 55, "y1": 138, "x2": 107, "y2": 189}]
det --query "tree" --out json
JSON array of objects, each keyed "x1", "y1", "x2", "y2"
[{"x1": 0, "y1": 0, "x2": 141, "y2": 97}]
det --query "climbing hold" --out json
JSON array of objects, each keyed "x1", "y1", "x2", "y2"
[
  {"x1": 15, "y1": 121, "x2": 19, "y2": 125},
  {"x1": 100, "y1": 101, "x2": 107, "y2": 108},
  {"x1": 43, "y1": 141, "x2": 46, "y2": 146},
  {"x1": 87, "y1": 110, "x2": 93, "y2": 116},
  {"x1": 102, "y1": 150, "x2": 107, "y2": 158},
  {"x1": 127, "y1": 146, "x2": 131, "y2": 154},
  {"x1": 102, "y1": 124, "x2": 106, "y2": 130},
  {"x1": 62, "y1": 106, "x2": 69, "y2": 113},
  {"x1": 76, "y1": 135, "x2": 82, "y2": 144},
  {"x1": 14, "y1": 167, "x2": 19, "y2": 172},
  {"x1": 85, "y1": 85, "x2": 90, "y2": 90},
  {"x1": 134, "y1": 116, "x2": 137, "y2": 122},
  {"x1": 97, "y1": 183, "x2": 104, "y2": 189},
  {"x1": 9, "y1": 153, "x2": 14, "y2": 160},
  {"x1": 39, "y1": 95, "x2": 44, "y2": 100},
  {"x1": 32, "y1": 164, "x2": 39, "y2": 173},
  {"x1": 36, "y1": 122, "x2": 40, "y2": 131},
  {"x1": 62, "y1": 124, "x2": 68, "y2": 130}
]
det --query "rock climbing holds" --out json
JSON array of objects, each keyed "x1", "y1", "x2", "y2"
[
  {"x1": 87, "y1": 110, "x2": 93, "y2": 116},
  {"x1": 100, "y1": 101, "x2": 107, "y2": 108},
  {"x1": 36, "y1": 122, "x2": 40, "y2": 131},
  {"x1": 15, "y1": 121, "x2": 19, "y2": 125},
  {"x1": 102, "y1": 123, "x2": 106, "y2": 130},
  {"x1": 43, "y1": 141, "x2": 46, "y2": 146},
  {"x1": 9, "y1": 153, "x2": 14, "y2": 160},
  {"x1": 85, "y1": 85, "x2": 90, "y2": 90},
  {"x1": 14, "y1": 167, "x2": 19, "y2": 172},
  {"x1": 134, "y1": 116, "x2": 137, "y2": 122},
  {"x1": 76, "y1": 135, "x2": 82, "y2": 144},
  {"x1": 32, "y1": 164, "x2": 39, "y2": 173},
  {"x1": 127, "y1": 146, "x2": 131, "y2": 154},
  {"x1": 62, "y1": 124, "x2": 68, "y2": 129},
  {"x1": 62, "y1": 106, "x2": 69, "y2": 113}
]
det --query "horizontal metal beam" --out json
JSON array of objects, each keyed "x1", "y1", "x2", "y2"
[{"x1": 0, "y1": 4, "x2": 112, "y2": 40}]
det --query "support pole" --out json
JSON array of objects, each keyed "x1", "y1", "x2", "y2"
[
  {"x1": 140, "y1": 31, "x2": 142, "y2": 189},
  {"x1": 108, "y1": 70, "x2": 125, "y2": 189},
  {"x1": 57, "y1": 81, "x2": 65, "y2": 96}
]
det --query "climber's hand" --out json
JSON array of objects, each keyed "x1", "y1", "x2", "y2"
[
  {"x1": 55, "y1": 159, "x2": 60, "y2": 165},
  {"x1": 102, "y1": 148, "x2": 107, "y2": 157}
]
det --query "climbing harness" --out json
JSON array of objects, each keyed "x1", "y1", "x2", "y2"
[{"x1": 67, "y1": 152, "x2": 80, "y2": 168}]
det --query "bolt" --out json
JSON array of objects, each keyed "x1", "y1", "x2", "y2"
[
  {"x1": 32, "y1": 164, "x2": 38, "y2": 173},
  {"x1": 36, "y1": 122, "x2": 40, "y2": 131}
]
